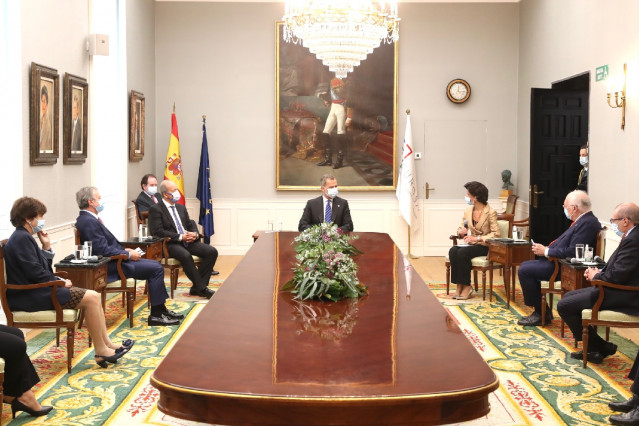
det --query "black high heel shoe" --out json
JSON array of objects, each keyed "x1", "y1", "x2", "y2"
[
  {"x1": 115, "y1": 339, "x2": 135, "y2": 354},
  {"x1": 95, "y1": 350, "x2": 127, "y2": 368},
  {"x1": 11, "y1": 398, "x2": 53, "y2": 418}
]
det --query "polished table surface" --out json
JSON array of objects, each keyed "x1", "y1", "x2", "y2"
[{"x1": 151, "y1": 232, "x2": 498, "y2": 425}]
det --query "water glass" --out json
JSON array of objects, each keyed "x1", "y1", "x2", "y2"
[
  {"x1": 83, "y1": 241, "x2": 92, "y2": 258},
  {"x1": 575, "y1": 244, "x2": 585, "y2": 261},
  {"x1": 267, "y1": 220, "x2": 274, "y2": 232},
  {"x1": 74, "y1": 245, "x2": 85, "y2": 260},
  {"x1": 140, "y1": 225, "x2": 149, "y2": 240},
  {"x1": 516, "y1": 228, "x2": 524, "y2": 240},
  {"x1": 584, "y1": 246, "x2": 594, "y2": 262}
]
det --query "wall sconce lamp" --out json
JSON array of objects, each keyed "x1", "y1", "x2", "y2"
[{"x1": 607, "y1": 63, "x2": 627, "y2": 130}]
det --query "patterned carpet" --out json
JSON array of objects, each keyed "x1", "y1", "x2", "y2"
[
  {"x1": 3, "y1": 280, "x2": 637, "y2": 425},
  {"x1": 2, "y1": 279, "x2": 222, "y2": 426}
]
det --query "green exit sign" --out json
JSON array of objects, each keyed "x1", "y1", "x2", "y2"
[{"x1": 596, "y1": 65, "x2": 609, "y2": 82}]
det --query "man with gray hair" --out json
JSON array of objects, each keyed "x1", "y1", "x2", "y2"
[
  {"x1": 517, "y1": 190, "x2": 601, "y2": 326},
  {"x1": 298, "y1": 174, "x2": 353, "y2": 233},
  {"x1": 75, "y1": 186, "x2": 183, "y2": 326},
  {"x1": 558, "y1": 203, "x2": 639, "y2": 372}
]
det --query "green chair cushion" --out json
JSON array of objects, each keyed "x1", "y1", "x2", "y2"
[
  {"x1": 540, "y1": 280, "x2": 561, "y2": 289},
  {"x1": 106, "y1": 278, "x2": 136, "y2": 289},
  {"x1": 12, "y1": 309, "x2": 79, "y2": 323},
  {"x1": 582, "y1": 309, "x2": 639, "y2": 322},
  {"x1": 471, "y1": 256, "x2": 490, "y2": 267},
  {"x1": 0, "y1": 357, "x2": 4, "y2": 373},
  {"x1": 163, "y1": 255, "x2": 201, "y2": 266}
]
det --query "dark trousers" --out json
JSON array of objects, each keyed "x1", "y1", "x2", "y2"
[
  {"x1": 556, "y1": 286, "x2": 607, "y2": 349},
  {"x1": 167, "y1": 241, "x2": 218, "y2": 292},
  {"x1": 449, "y1": 244, "x2": 489, "y2": 286},
  {"x1": 628, "y1": 351, "x2": 639, "y2": 395},
  {"x1": 518, "y1": 258, "x2": 558, "y2": 311},
  {"x1": 0, "y1": 325, "x2": 39, "y2": 397},
  {"x1": 107, "y1": 258, "x2": 168, "y2": 307}
]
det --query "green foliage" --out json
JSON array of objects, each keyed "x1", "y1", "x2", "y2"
[{"x1": 283, "y1": 223, "x2": 367, "y2": 301}]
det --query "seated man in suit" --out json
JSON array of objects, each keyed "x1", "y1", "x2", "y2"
[
  {"x1": 148, "y1": 180, "x2": 218, "y2": 299},
  {"x1": 75, "y1": 186, "x2": 182, "y2": 326},
  {"x1": 517, "y1": 190, "x2": 601, "y2": 326},
  {"x1": 135, "y1": 174, "x2": 159, "y2": 220},
  {"x1": 298, "y1": 174, "x2": 353, "y2": 233},
  {"x1": 558, "y1": 203, "x2": 639, "y2": 371}
]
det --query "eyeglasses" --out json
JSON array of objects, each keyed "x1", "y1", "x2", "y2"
[{"x1": 610, "y1": 217, "x2": 625, "y2": 224}]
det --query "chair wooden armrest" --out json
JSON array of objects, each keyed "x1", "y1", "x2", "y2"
[
  {"x1": 55, "y1": 270, "x2": 69, "y2": 279},
  {"x1": 545, "y1": 257, "x2": 561, "y2": 290},
  {"x1": 449, "y1": 235, "x2": 460, "y2": 246},
  {"x1": 110, "y1": 254, "x2": 129, "y2": 282},
  {"x1": 497, "y1": 213, "x2": 514, "y2": 221},
  {"x1": 5, "y1": 280, "x2": 68, "y2": 321},
  {"x1": 141, "y1": 211, "x2": 149, "y2": 221},
  {"x1": 590, "y1": 280, "x2": 639, "y2": 317},
  {"x1": 161, "y1": 237, "x2": 172, "y2": 260}
]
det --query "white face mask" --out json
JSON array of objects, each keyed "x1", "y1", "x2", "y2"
[
  {"x1": 579, "y1": 156, "x2": 588, "y2": 167},
  {"x1": 326, "y1": 187, "x2": 339, "y2": 199},
  {"x1": 464, "y1": 196, "x2": 473, "y2": 205},
  {"x1": 170, "y1": 190, "x2": 181, "y2": 202},
  {"x1": 147, "y1": 185, "x2": 158, "y2": 195}
]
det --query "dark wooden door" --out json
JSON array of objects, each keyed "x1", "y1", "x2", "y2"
[{"x1": 530, "y1": 88, "x2": 589, "y2": 245}]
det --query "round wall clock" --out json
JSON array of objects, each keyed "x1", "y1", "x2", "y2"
[{"x1": 446, "y1": 79, "x2": 471, "y2": 104}]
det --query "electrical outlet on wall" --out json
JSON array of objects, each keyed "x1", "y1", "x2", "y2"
[{"x1": 414, "y1": 152, "x2": 422, "y2": 159}]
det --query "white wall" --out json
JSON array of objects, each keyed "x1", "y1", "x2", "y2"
[{"x1": 517, "y1": 0, "x2": 639, "y2": 220}]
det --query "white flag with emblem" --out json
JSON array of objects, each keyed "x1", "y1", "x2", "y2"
[{"x1": 396, "y1": 114, "x2": 418, "y2": 229}]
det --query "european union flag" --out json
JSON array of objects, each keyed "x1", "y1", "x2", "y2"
[{"x1": 196, "y1": 118, "x2": 214, "y2": 244}]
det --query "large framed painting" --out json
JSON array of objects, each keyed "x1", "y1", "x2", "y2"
[
  {"x1": 63, "y1": 73, "x2": 88, "y2": 165},
  {"x1": 276, "y1": 22, "x2": 398, "y2": 191},
  {"x1": 30, "y1": 63, "x2": 60, "y2": 166},
  {"x1": 129, "y1": 90, "x2": 145, "y2": 161}
]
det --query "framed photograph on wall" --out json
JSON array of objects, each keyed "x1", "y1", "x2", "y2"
[
  {"x1": 275, "y1": 22, "x2": 398, "y2": 191},
  {"x1": 30, "y1": 63, "x2": 60, "y2": 166},
  {"x1": 63, "y1": 73, "x2": 88, "y2": 164},
  {"x1": 129, "y1": 90, "x2": 145, "y2": 161}
]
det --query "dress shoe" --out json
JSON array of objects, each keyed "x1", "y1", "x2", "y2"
[
  {"x1": 164, "y1": 309, "x2": 185, "y2": 320},
  {"x1": 189, "y1": 287, "x2": 215, "y2": 299},
  {"x1": 610, "y1": 405, "x2": 639, "y2": 425},
  {"x1": 517, "y1": 312, "x2": 543, "y2": 326},
  {"x1": 211, "y1": 270, "x2": 220, "y2": 276},
  {"x1": 11, "y1": 398, "x2": 53, "y2": 419},
  {"x1": 454, "y1": 287, "x2": 474, "y2": 300},
  {"x1": 148, "y1": 313, "x2": 180, "y2": 326},
  {"x1": 570, "y1": 350, "x2": 605, "y2": 364},
  {"x1": 94, "y1": 350, "x2": 127, "y2": 368},
  {"x1": 610, "y1": 395, "x2": 639, "y2": 413}
]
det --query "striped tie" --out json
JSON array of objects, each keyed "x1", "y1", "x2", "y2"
[{"x1": 325, "y1": 200, "x2": 332, "y2": 223}]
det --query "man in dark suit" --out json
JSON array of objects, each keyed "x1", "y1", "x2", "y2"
[
  {"x1": 517, "y1": 190, "x2": 601, "y2": 326},
  {"x1": 576, "y1": 144, "x2": 588, "y2": 192},
  {"x1": 135, "y1": 174, "x2": 159, "y2": 219},
  {"x1": 148, "y1": 180, "x2": 218, "y2": 299},
  {"x1": 298, "y1": 174, "x2": 353, "y2": 233},
  {"x1": 71, "y1": 96, "x2": 82, "y2": 152},
  {"x1": 75, "y1": 186, "x2": 182, "y2": 326},
  {"x1": 558, "y1": 203, "x2": 639, "y2": 372}
]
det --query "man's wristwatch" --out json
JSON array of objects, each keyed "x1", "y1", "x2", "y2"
[{"x1": 478, "y1": 236, "x2": 481, "y2": 242}]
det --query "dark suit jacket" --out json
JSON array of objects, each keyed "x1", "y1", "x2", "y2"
[
  {"x1": 298, "y1": 195, "x2": 353, "y2": 232},
  {"x1": 592, "y1": 227, "x2": 639, "y2": 314},
  {"x1": 135, "y1": 191, "x2": 159, "y2": 219},
  {"x1": 546, "y1": 211, "x2": 601, "y2": 259},
  {"x1": 4, "y1": 227, "x2": 71, "y2": 311},
  {"x1": 577, "y1": 167, "x2": 588, "y2": 191},
  {"x1": 148, "y1": 201, "x2": 199, "y2": 243},
  {"x1": 71, "y1": 118, "x2": 82, "y2": 151}
]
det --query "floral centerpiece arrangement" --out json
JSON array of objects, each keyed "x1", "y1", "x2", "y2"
[{"x1": 282, "y1": 223, "x2": 367, "y2": 301}]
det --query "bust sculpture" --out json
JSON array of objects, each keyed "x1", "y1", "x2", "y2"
[{"x1": 501, "y1": 169, "x2": 514, "y2": 190}]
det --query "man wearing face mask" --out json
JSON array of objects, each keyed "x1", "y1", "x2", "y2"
[
  {"x1": 135, "y1": 174, "x2": 159, "y2": 220},
  {"x1": 517, "y1": 190, "x2": 601, "y2": 326},
  {"x1": 298, "y1": 174, "x2": 353, "y2": 233},
  {"x1": 576, "y1": 144, "x2": 588, "y2": 192},
  {"x1": 75, "y1": 187, "x2": 181, "y2": 326},
  {"x1": 148, "y1": 180, "x2": 218, "y2": 299},
  {"x1": 557, "y1": 203, "x2": 639, "y2": 371}
]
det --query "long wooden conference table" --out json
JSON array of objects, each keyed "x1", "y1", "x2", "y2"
[{"x1": 151, "y1": 232, "x2": 498, "y2": 425}]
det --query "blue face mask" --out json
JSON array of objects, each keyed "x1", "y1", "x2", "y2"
[
  {"x1": 95, "y1": 200, "x2": 104, "y2": 213},
  {"x1": 32, "y1": 219, "x2": 45, "y2": 234},
  {"x1": 612, "y1": 222, "x2": 624, "y2": 237},
  {"x1": 464, "y1": 196, "x2": 473, "y2": 205},
  {"x1": 563, "y1": 207, "x2": 572, "y2": 220}
]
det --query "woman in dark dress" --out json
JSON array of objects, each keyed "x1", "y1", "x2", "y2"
[
  {"x1": 4, "y1": 197, "x2": 133, "y2": 374},
  {"x1": 0, "y1": 325, "x2": 52, "y2": 418}
]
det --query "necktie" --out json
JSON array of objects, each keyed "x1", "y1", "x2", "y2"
[
  {"x1": 325, "y1": 200, "x2": 332, "y2": 223},
  {"x1": 170, "y1": 206, "x2": 185, "y2": 234}
]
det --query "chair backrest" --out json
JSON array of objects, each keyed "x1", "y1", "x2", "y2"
[
  {"x1": 596, "y1": 226, "x2": 607, "y2": 259},
  {"x1": 74, "y1": 227, "x2": 81, "y2": 245},
  {"x1": 132, "y1": 199, "x2": 149, "y2": 227},
  {"x1": 496, "y1": 220, "x2": 511, "y2": 238},
  {"x1": 505, "y1": 195, "x2": 518, "y2": 215}
]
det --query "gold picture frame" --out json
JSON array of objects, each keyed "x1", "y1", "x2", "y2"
[
  {"x1": 275, "y1": 22, "x2": 398, "y2": 191},
  {"x1": 129, "y1": 90, "x2": 145, "y2": 161},
  {"x1": 63, "y1": 73, "x2": 88, "y2": 164},
  {"x1": 30, "y1": 63, "x2": 60, "y2": 166}
]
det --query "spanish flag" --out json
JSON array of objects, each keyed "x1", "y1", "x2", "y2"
[{"x1": 164, "y1": 111, "x2": 186, "y2": 205}]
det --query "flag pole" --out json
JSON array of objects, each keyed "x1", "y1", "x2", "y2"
[{"x1": 405, "y1": 109, "x2": 418, "y2": 259}]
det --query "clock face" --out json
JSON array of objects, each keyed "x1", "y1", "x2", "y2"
[{"x1": 447, "y1": 79, "x2": 471, "y2": 103}]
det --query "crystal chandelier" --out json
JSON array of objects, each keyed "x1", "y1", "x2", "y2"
[{"x1": 282, "y1": 0, "x2": 400, "y2": 78}]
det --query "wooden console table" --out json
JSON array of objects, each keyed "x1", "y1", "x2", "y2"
[
  {"x1": 487, "y1": 239, "x2": 534, "y2": 308},
  {"x1": 54, "y1": 257, "x2": 110, "y2": 291},
  {"x1": 120, "y1": 236, "x2": 163, "y2": 262},
  {"x1": 151, "y1": 232, "x2": 499, "y2": 425}
]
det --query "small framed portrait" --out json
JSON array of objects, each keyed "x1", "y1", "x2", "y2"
[
  {"x1": 63, "y1": 73, "x2": 88, "y2": 164},
  {"x1": 30, "y1": 63, "x2": 60, "y2": 166},
  {"x1": 129, "y1": 90, "x2": 145, "y2": 161}
]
